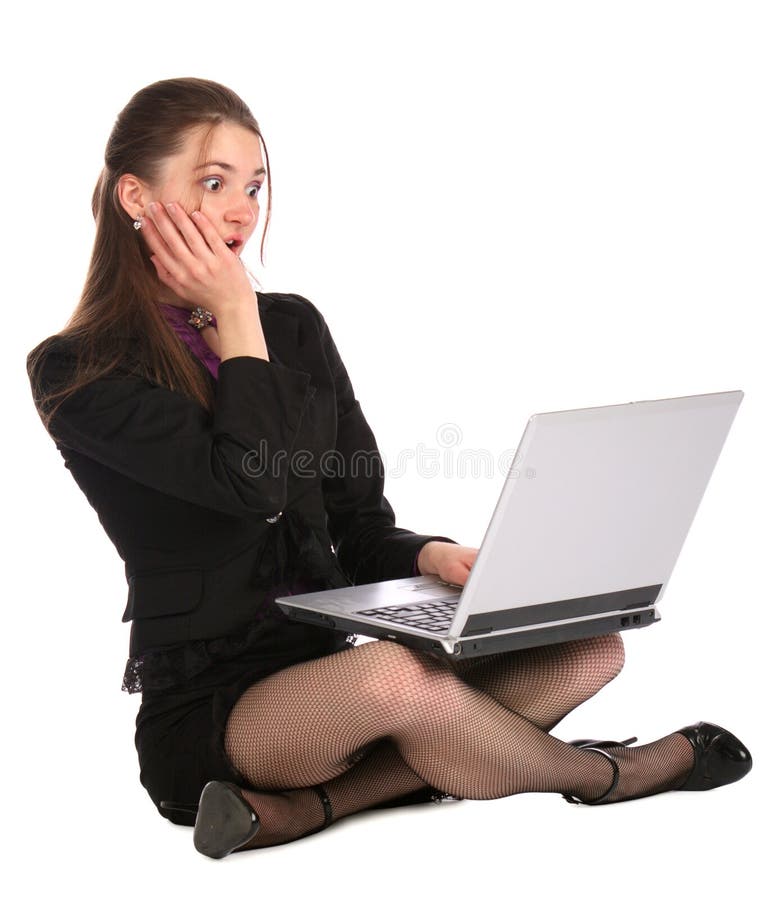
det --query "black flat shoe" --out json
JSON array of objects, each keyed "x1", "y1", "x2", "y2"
[
  {"x1": 563, "y1": 722, "x2": 753, "y2": 806},
  {"x1": 194, "y1": 782, "x2": 261, "y2": 860},
  {"x1": 193, "y1": 782, "x2": 334, "y2": 859},
  {"x1": 675, "y1": 721, "x2": 753, "y2": 791}
]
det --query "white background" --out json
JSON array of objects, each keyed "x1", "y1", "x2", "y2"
[{"x1": 3, "y1": 1, "x2": 773, "y2": 897}]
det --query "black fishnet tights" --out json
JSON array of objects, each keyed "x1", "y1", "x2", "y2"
[
  {"x1": 437, "y1": 633, "x2": 627, "y2": 731},
  {"x1": 222, "y1": 635, "x2": 693, "y2": 849}
]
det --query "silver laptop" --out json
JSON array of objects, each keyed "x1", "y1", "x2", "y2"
[{"x1": 277, "y1": 390, "x2": 743, "y2": 659}]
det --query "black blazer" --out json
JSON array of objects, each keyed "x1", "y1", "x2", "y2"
[{"x1": 28, "y1": 292, "x2": 457, "y2": 661}]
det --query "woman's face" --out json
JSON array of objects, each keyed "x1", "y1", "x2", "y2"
[{"x1": 147, "y1": 121, "x2": 266, "y2": 256}]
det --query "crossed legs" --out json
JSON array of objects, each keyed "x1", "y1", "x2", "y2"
[
  {"x1": 219, "y1": 634, "x2": 693, "y2": 848},
  {"x1": 437, "y1": 631, "x2": 627, "y2": 732}
]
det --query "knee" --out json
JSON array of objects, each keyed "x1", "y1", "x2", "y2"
[
  {"x1": 356, "y1": 640, "x2": 448, "y2": 718},
  {"x1": 564, "y1": 631, "x2": 625, "y2": 688},
  {"x1": 596, "y1": 631, "x2": 626, "y2": 683}
]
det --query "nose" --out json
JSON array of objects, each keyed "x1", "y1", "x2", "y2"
[{"x1": 225, "y1": 195, "x2": 256, "y2": 228}]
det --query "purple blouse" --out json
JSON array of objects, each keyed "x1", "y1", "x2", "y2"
[
  {"x1": 159, "y1": 302, "x2": 222, "y2": 380},
  {"x1": 158, "y1": 302, "x2": 424, "y2": 580}
]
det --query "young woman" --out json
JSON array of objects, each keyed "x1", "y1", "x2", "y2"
[{"x1": 27, "y1": 77, "x2": 752, "y2": 860}]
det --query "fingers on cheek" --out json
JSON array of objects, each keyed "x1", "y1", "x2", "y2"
[
  {"x1": 139, "y1": 223, "x2": 160, "y2": 254},
  {"x1": 150, "y1": 255, "x2": 170, "y2": 282},
  {"x1": 143, "y1": 215, "x2": 168, "y2": 242}
]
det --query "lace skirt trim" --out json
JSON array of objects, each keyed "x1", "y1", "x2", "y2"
[{"x1": 122, "y1": 618, "x2": 358, "y2": 694}]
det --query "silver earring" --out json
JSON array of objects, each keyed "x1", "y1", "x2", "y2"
[{"x1": 133, "y1": 216, "x2": 143, "y2": 230}]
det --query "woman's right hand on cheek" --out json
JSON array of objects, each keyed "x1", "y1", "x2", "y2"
[{"x1": 138, "y1": 202, "x2": 256, "y2": 317}]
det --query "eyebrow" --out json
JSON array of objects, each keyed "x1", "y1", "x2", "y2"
[{"x1": 195, "y1": 161, "x2": 266, "y2": 177}]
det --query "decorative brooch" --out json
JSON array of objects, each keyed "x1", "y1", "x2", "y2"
[{"x1": 187, "y1": 306, "x2": 216, "y2": 330}]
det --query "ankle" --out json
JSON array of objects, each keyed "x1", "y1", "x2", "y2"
[
  {"x1": 606, "y1": 734, "x2": 695, "y2": 803},
  {"x1": 566, "y1": 747, "x2": 620, "y2": 804},
  {"x1": 237, "y1": 786, "x2": 331, "y2": 850}
]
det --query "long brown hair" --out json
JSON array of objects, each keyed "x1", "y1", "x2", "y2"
[{"x1": 28, "y1": 77, "x2": 272, "y2": 430}]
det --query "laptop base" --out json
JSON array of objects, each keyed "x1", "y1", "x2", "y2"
[{"x1": 276, "y1": 601, "x2": 659, "y2": 658}]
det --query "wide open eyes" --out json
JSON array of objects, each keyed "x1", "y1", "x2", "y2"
[{"x1": 201, "y1": 175, "x2": 263, "y2": 198}]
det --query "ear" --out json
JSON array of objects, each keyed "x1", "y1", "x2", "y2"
[{"x1": 117, "y1": 174, "x2": 153, "y2": 222}]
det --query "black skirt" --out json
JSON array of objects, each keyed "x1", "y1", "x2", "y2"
[
  {"x1": 134, "y1": 627, "x2": 357, "y2": 827},
  {"x1": 134, "y1": 636, "x2": 449, "y2": 827}
]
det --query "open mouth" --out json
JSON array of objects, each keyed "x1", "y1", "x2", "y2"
[{"x1": 225, "y1": 238, "x2": 243, "y2": 253}]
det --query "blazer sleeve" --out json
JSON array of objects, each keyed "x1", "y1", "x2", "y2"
[
  {"x1": 29, "y1": 341, "x2": 313, "y2": 519},
  {"x1": 316, "y1": 311, "x2": 458, "y2": 584}
]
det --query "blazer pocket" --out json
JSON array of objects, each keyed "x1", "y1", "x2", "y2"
[{"x1": 122, "y1": 568, "x2": 203, "y2": 622}]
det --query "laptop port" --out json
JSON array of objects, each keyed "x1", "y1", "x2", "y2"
[
  {"x1": 633, "y1": 614, "x2": 642, "y2": 624},
  {"x1": 620, "y1": 616, "x2": 630, "y2": 627}
]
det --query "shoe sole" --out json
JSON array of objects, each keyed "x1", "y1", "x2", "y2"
[{"x1": 193, "y1": 782, "x2": 261, "y2": 860}]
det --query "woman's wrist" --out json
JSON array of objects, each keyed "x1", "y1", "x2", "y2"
[
  {"x1": 216, "y1": 303, "x2": 269, "y2": 362},
  {"x1": 417, "y1": 541, "x2": 444, "y2": 576}
]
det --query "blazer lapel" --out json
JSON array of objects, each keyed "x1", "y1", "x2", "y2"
[{"x1": 258, "y1": 293, "x2": 301, "y2": 369}]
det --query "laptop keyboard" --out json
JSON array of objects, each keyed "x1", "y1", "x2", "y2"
[{"x1": 357, "y1": 597, "x2": 459, "y2": 632}]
